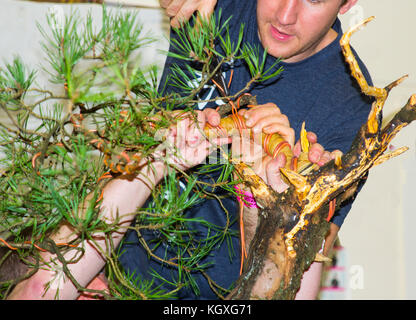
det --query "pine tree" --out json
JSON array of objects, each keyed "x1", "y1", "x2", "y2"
[{"x1": 1, "y1": 7, "x2": 415, "y2": 300}]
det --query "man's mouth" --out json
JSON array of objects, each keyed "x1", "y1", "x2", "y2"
[{"x1": 270, "y1": 25, "x2": 294, "y2": 41}]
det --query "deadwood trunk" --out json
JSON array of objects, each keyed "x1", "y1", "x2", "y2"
[{"x1": 226, "y1": 17, "x2": 416, "y2": 300}]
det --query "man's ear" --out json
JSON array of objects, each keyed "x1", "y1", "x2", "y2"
[{"x1": 339, "y1": 0, "x2": 358, "y2": 15}]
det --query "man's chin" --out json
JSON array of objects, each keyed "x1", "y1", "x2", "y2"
[
  {"x1": 262, "y1": 42, "x2": 298, "y2": 61},
  {"x1": 265, "y1": 49, "x2": 295, "y2": 61}
]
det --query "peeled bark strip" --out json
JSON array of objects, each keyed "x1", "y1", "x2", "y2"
[{"x1": 227, "y1": 17, "x2": 416, "y2": 300}]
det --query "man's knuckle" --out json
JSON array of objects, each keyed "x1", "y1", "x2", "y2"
[
  {"x1": 166, "y1": 5, "x2": 180, "y2": 16},
  {"x1": 312, "y1": 142, "x2": 324, "y2": 152},
  {"x1": 182, "y1": 6, "x2": 196, "y2": 17},
  {"x1": 160, "y1": 0, "x2": 170, "y2": 8},
  {"x1": 269, "y1": 103, "x2": 280, "y2": 112},
  {"x1": 280, "y1": 114, "x2": 289, "y2": 124}
]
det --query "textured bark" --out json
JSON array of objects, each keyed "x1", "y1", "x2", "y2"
[{"x1": 225, "y1": 17, "x2": 416, "y2": 300}]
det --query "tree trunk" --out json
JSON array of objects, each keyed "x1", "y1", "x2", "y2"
[{"x1": 226, "y1": 17, "x2": 416, "y2": 300}]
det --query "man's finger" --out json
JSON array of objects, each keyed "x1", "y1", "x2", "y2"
[
  {"x1": 170, "y1": 0, "x2": 196, "y2": 28},
  {"x1": 252, "y1": 114, "x2": 289, "y2": 133},
  {"x1": 164, "y1": 0, "x2": 184, "y2": 17},
  {"x1": 243, "y1": 103, "x2": 282, "y2": 126},
  {"x1": 198, "y1": 0, "x2": 217, "y2": 20},
  {"x1": 308, "y1": 142, "x2": 324, "y2": 163},
  {"x1": 203, "y1": 108, "x2": 221, "y2": 127},
  {"x1": 159, "y1": 0, "x2": 172, "y2": 9},
  {"x1": 293, "y1": 131, "x2": 317, "y2": 157},
  {"x1": 317, "y1": 151, "x2": 332, "y2": 167},
  {"x1": 293, "y1": 140, "x2": 301, "y2": 157},
  {"x1": 266, "y1": 153, "x2": 288, "y2": 193},
  {"x1": 260, "y1": 124, "x2": 295, "y2": 149},
  {"x1": 168, "y1": 0, "x2": 217, "y2": 28},
  {"x1": 306, "y1": 131, "x2": 318, "y2": 144},
  {"x1": 330, "y1": 150, "x2": 343, "y2": 160}
]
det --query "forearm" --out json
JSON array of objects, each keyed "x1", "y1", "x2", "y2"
[{"x1": 8, "y1": 161, "x2": 166, "y2": 300}]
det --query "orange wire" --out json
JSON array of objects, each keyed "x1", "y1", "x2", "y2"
[
  {"x1": 211, "y1": 73, "x2": 254, "y2": 276},
  {"x1": 272, "y1": 141, "x2": 290, "y2": 159},
  {"x1": 97, "y1": 171, "x2": 112, "y2": 183},
  {"x1": 291, "y1": 156, "x2": 298, "y2": 171},
  {"x1": 238, "y1": 197, "x2": 248, "y2": 275},
  {"x1": 96, "y1": 190, "x2": 104, "y2": 204},
  {"x1": 24, "y1": 242, "x2": 47, "y2": 252},
  {"x1": 211, "y1": 78, "x2": 226, "y2": 96},
  {"x1": 31, "y1": 152, "x2": 41, "y2": 169},
  {"x1": 0, "y1": 238, "x2": 78, "y2": 252},
  {"x1": 0, "y1": 238, "x2": 17, "y2": 250},
  {"x1": 227, "y1": 69, "x2": 234, "y2": 89},
  {"x1": 230, "y1": 101, "x2": 247, "y2": 137},
  {"x1": 235, "y1": 93, "x2": 251, "y2": 108},
  {"x1": 217, "y1": 124, "x2": 228, "y2": 138},
  {"x1": 263, "y1": 134, "x2": 272, "y2": 157},
  {"x1": 326, "y1": 199, "x2": 336, "y2": 222},
  {"x1": 56, "y1": 243, "x2": 78, "y2": 248}
]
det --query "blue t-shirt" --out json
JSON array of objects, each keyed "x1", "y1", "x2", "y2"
[{"x1": 118, "y1": 0, "x2": 373, "y2": 299}]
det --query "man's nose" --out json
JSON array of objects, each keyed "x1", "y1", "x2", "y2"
[{"x1": 276, "y1": 0, "x2": 298, "y2": 26}]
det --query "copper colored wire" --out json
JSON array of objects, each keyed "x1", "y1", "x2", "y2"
[
  {"x1": 238, "y1": 197, "x2": 248, "y2": 275},
  {"x1": 291, "y1": 156, "x2": 298, "y2": 171},
  {"x1": 326, "y1": 199, "x2": 337, "y2": 222},
  {"x1": 0, "y1": 238, "x2": 78, "y2": 252},
  {"x1": 272, "y1": 141, "x2": 290, "y2": 159},
  {"x1": 227, "y1": 69, "x2": 234, "y2": 89}
]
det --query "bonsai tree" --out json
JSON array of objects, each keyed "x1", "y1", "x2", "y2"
[{"x1": 0, "y1": 6, "x2": 415, "y2": 300}]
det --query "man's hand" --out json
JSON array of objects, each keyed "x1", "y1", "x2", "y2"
[
  {"x1": 160, "y1": 0, "x2": 217, "y2": 28},
  {"x1": 233, "y1": 103, "x2": 343, "y2": 300},
  {"x1": 155, "y1": 108, "x2": 229, "y2": 174},
  {"x1": 261, "y1": 132, "x2": 343, "y2": 193},
  {"x1": 235, "y1": 103, "x2": 295, "y2": 193},
  {"x1": 235, "y1": 103, "x2": 342, "y2": 193},
  {"x1": 239, "y1": 103, "x2": 295, "y2": 148},
  {"x1": 293, "y1": 131, "x2": 343, "y2": 167}
]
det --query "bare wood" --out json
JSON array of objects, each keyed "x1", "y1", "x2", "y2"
[{"x1": 226, "y1": 18, "x2": 416, "y2": 300}]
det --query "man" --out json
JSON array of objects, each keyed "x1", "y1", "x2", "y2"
[{"x1": 8, "y1": 0, "x2": 371, "y2": 299}]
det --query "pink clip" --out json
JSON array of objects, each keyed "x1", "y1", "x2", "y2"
[{"x1": 234, "y1": 186, "x2": 258, "y2": 208}]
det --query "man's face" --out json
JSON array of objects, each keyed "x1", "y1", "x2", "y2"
[{"x1": 257, "y1": 0, "x2": 353, "y2": 63}]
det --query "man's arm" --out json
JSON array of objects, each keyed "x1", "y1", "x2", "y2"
[
  {"x1": 159, "y1": 0, "x2": 217, "y2": 28},
  {"x1": 7, "y1": 162, "x2": 165, "y2": 300},
  {"x1": 7, "y1": 109, "x2": 226, "y2": 300}
]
